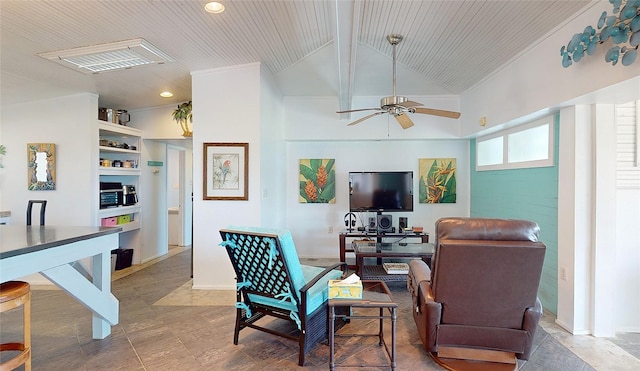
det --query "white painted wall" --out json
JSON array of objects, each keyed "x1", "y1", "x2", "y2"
[
  {"x1": 556, "y1": 103, "x2": 640, "y2": 336},
  {"x1": 0, "y1": 93, "x2": 98, "y2": 284},
  {"x1": 285, "y1": 95, "x2": 461, "y2": 141},
  {"x1": 0, "y1": 93, "x2": 97, "y2": 226},
  {"x1": 593, "y1": 104, "x2": 618, "y2": 337},
  {"x1": 138, "y1": 140, "x2": 168, "y2": 263},
  {"x1": 558, "y1": 105, "x2": 590, "y2": 334},
  {"x1": 285, "y1": 140, "x2": 469, "y2": 258},
  {"x1": 191, "y1": 63, "x2": 263, "y2": 290},
  {"x1": 456, "y1": 1, "x2": 640, "y2": 336},
  {"x1": 130, "y1": 104, "x2": 188, "y2": 139},
  {"x1": 259, "y1": 64, "x2": 286, "y2": 228},
  {"x1": 167, "y1": 149, "x2": 180, "y2": 208},
  {"x1": 280, "y1": 93, "x2": 468, "y2": 259},
  {"x1": 460, "y1": 1, "x2": 640, "y2": 136},
  {"x1": 616, "y1": 189, "x2": 640, "y2": 332}
]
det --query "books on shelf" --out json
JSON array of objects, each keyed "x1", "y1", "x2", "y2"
[{"x1": 383, "y1": 262, "x2": 409, "y2": 274}]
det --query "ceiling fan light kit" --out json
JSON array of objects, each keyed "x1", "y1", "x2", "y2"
[{"x1": 337, "y1": 34, "x2": 461, "y2": 129}]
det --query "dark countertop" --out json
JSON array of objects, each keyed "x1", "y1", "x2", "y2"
[{"x1": 0, "y1": 225, "x2": 122, "y2": 259}]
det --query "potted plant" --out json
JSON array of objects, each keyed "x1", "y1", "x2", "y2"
[{"x1": 172, "y1": 101, "x2": 192, "y2": 137}]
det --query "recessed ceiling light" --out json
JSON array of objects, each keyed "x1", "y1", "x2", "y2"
[
  {"x1": 160, "y1": 91, "x2": 173, "y2": 98},
  {"x1": 205, "y1": 2, "x2": 225, "y2": 14},
  {"x1": 38, "y1": 38, "x2": 175, "y2": 74}
]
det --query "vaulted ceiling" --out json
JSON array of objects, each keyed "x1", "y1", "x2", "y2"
[{"x1": 0, "y1": 0, "x2": 592, "y2": 111}]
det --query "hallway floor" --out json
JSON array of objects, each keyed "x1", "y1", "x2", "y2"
[{"x1": 1, "y1": 247, "x2": 638, "y2": 370}]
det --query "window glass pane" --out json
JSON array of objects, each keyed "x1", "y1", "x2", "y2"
[
  {"x1": 477, "y1": 136, "x2": 503, "y2": 166},
  {"x1": 508, "y1": 124, "x2": 549, "y2": 163}
]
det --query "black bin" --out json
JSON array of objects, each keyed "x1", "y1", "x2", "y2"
[{"x1": 111, "y1": 248, "x2": 133, "y2": 270}]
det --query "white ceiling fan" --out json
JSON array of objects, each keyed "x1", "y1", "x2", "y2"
[{"x1": 337, "y1": 34, "x2": 461, "y2": 129}]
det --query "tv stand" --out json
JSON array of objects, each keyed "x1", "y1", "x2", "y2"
[{"x1": 339, "y1": 230, "x2": 429, "y2": 270}]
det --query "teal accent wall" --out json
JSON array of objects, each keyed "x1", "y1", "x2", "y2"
[{"x1": 470, "y1": 115, "x2": 559, "y2": 314}]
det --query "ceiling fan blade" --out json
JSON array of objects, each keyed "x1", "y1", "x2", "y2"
[
  {"x1": 337, "y1": 108, "x2": 382, "y2": 114},
  {"x1": 400, "y1": 100, "x2": 423, "y2": 108},
  {"x1": 395, "y1": 113, "x2": 415, "y2": 129},
  {"x1": 347, "y1": 112, "x2": 385, "y2": 126},
  {"x1": 413, "y1": 107, "x2": 461, "y2": 119}
]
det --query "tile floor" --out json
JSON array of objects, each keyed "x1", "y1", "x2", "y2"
[{"x1": 1, "y1": 247, "x2": 639, "y2": 370}]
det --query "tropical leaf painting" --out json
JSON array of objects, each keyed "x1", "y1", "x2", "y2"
[
  {"x1": 419, "y1": 158, "x2": 456, "y2": 204},
  {"x1": 299, "y1": 159, "x2": 335, "y2": 203}
]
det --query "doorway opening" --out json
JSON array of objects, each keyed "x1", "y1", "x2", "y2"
[{"x1": 167, "y1": 145, "x2": 192, "y2": 248}]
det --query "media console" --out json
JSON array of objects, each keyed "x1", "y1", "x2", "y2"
[{"x1": 339, "y1": 230, "x2": 429, "y2": 270}]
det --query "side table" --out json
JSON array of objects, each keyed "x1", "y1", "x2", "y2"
[{"x1": 328, "y1": 280, "x2": 397, "y2": 370}]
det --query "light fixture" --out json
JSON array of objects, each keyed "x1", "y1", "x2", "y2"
[
  {"x1": 561, "y1": 0, "x2": 639, "y2": 67},
  {"x1": 160, "y1": 91, "x2": 173, "y2": 98},
  {"x1": 38, "y1": 38, "x2": 175, "y2": 74},
  {"x1": 204, "y1": 2, "x2": 225, "y2": 14}
]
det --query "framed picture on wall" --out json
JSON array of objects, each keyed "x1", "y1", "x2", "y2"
[
  {"x1": 203, "y1": 142, "x2": 248, "y2": 200},
  {"x1": 27, "y1": 143, "x2": 56, "y2": 190},
  {"x1": 419, "y1": 158, "x2": 457, "y2": 203},
  {"x1": 299, "y1": 158, "x2": 335, "y2": 203}
]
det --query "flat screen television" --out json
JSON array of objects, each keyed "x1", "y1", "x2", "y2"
[{"x1": 349, "y1": 171, "x2": 413, "y2": 213}]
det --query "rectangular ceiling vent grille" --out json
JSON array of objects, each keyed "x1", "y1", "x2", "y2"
[{"x1": 38, "y1": 38, "x2": 175, "y2": 74}]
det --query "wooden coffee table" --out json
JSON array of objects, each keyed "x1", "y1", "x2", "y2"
[{"x1": 328, "y1": 280, "x2": 397, "y2": 370}]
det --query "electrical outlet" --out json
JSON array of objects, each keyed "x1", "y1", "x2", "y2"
[
  {"x1": 560, "y1": 267, "x2": 567, "y2": 281},
  {"x1": 328, "y1": 226, "x2": 333, "y2": 233}
]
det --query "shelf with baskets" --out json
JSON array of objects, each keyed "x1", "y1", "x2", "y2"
[
  {"x1": 97, "y1": 120, "x2": 143, "y2": 265},
  {"x1": 98, "y1": 204, "x2": 142, "y2": 218},
  {"x1": 98, "y1": 205, "x2": 141, "y2": 233}
]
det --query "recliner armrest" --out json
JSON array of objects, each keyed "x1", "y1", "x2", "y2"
[
  {"x1": 408, "y1": 259, "x2": 431, "y2": 295},
  {"x1": 520, "y1": 297, "x2": 543, "y2": 359},
  {"x1": 412, "y1": 281, "x2": 441, "y2": 352},
  {"x1": 422, "y1": 282, "x2": 441, "y2": 351},
  {"x1": 409, "y1": 259, "x2": 443, "y2": 353}
]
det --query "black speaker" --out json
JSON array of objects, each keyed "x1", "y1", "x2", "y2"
[
  {"x1": 377, "y1": 214, "x2": 393, "y2": 233},
  {"x1": 368, "y1": 217, "x2": 377, "y2": 231},
  {"x1": 399, "y1": 217, "x2": 408, "y2": 233}
]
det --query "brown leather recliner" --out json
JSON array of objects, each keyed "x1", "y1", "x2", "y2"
[{"x1": 408, "y1": 217, "x2": 546, "y2": 366}]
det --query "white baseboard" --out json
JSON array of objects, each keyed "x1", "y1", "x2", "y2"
[
  {"x1": 555, "y1": 318, "x2": 591, "y2": 335},
  {"x1": 191, "y1": 284, "x2": 235, "y2": 290}
]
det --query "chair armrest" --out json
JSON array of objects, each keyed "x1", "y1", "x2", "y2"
[
  {"x1": 520, "y1": 297, "x2": 543, "y2": 359},
  {"x1": 300, "y1": 262, "x2": 347, "y2": 293},
  {"x1": 420, "y1": 281, "x2": 442, "y2": 352},
  {"x1": 408, "y1": 259, "x2": 431, "y2": 295}
]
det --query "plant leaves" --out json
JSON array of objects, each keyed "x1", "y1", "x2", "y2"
[
  {"x1": 326, "y1": 168, "x2": 335, "y2": 187},
  {"x1": 442, "y1": 172, "x2": 457, "y2": 203},
  {"x1": 419, "y1": 176, "x2": 427, "y2": 203},
  {"x1": 310, "y1": 159, "x2": 322, "y2": 172},
  {"x1": 319, "y1": 180, "x2": 335, "y2": 202},
  {"x1": 324, "y1": 159, "x2": 335, "y2": 173},
  {"x1": 299, "y1": 164, "x2": 316, "y2": 182}
]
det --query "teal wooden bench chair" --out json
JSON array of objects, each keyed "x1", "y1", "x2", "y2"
[{"x1": 219, "y1": 227, "x2": 346, "y2": 366}]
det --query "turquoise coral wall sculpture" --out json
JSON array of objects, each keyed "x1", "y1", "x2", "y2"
[{"x1": 561, "y1": 0, "x2": 639, "y2": 67}]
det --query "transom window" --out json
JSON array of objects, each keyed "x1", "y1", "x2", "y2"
[{"x1": 476, "y1": 116, "x2": 554, "y2": 171}]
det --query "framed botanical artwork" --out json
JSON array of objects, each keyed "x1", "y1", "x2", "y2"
[
  {"x1": 299, "y1": 158, "x2": 335, "y2": 203},
  {"x1": 203, "y1": 143, "x2": 248, "y2": 200},
  {"x1": 419, "y1": 158, "x2": 456, "y2": 203}
]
